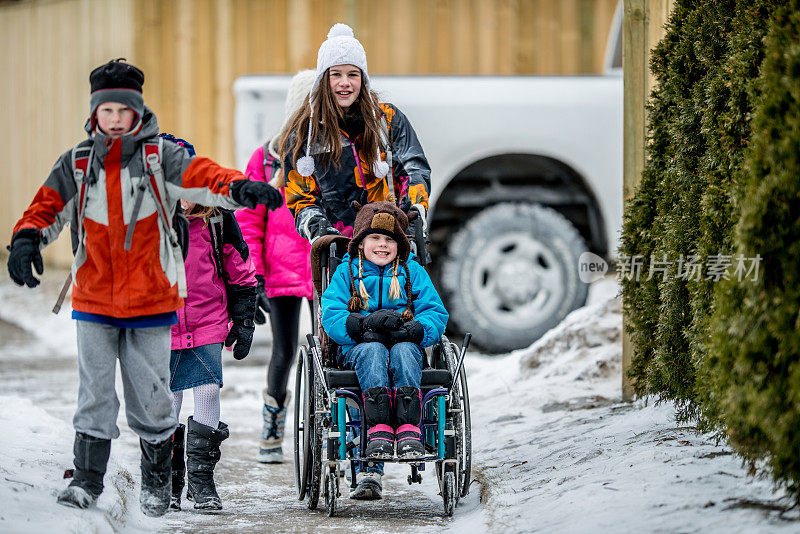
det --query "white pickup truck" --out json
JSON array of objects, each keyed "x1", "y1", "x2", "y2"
[{"x1": 233, "y1": 10, "x2": 622, "y2": 353}]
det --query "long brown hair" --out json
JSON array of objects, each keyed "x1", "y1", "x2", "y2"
[
  {"x1": 184, "y1": 204, "x2": 219, "y2": 227},
  {"x1": 280, "y1": 68, "x2": 385, "y2": 175}
]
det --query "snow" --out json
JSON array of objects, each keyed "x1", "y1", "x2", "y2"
[{"x1": 1, "y1": 274, "x2": 798, "y2": 532}]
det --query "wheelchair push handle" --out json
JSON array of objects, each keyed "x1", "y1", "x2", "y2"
[{"x1": 449, "y1": 333, "x2": 471, "y2": 392}]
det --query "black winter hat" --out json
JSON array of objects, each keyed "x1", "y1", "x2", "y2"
[
  {"x1": 88, "y1": 58, "x2": 145, "y2": 129},
  {"x1": 90, "y1": 58, "x2": 144, "y2": 93}
]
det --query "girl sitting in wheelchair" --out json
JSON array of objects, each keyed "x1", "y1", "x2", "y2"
[{"x1": 321, "y1": 201, "x2": 448, "y2": 463}]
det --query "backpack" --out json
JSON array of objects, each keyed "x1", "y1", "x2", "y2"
[
  {"x1": 53, "y1": 138, "x2": 187, "y2": 313},
  {"x1": 207, "y1": 209, "x2": 250, "y2": 287}
]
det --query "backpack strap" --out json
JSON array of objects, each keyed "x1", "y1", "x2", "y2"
[
  {"x1": 208, "y1": 213, "x2": 228, "y2": 285},
  {"x1": 141, "y1": 139, "x2": 188, "y2": 298},
  {"x1": 53, "y1": 142, "x2": 93, "y2": 314}
]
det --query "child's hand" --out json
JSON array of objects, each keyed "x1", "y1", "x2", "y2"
[
  {"x1": 388, "y1": 320, "x2": 424, "y2": 345},
  {"x1": 7, "y1": 229, "x2": 44, "y2": 288},
  {"x1": 225, "y1": 321, "x2": 255, "y2": 360},
  {"x1": 363, "y1": 309, "x2": 403, "y2": 333}
]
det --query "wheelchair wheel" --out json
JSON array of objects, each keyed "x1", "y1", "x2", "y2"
[
  {"x1": 450, "y1": 341, "x2": 473, "y2": 498},
  {"x1": 294, "y1": 344, "x2": 323, "y2": 509},
  {"x1": 293, "y1": 346, "x2": 309, "y2": 500},
  {"x1": 442, "y1": 470, "x2": 456, "y2": 517},
  {"x1": 325, "y1": 471, "x2": 338, "y2": 517}
]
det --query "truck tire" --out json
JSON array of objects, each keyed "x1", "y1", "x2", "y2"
[{"x1": 440, "y1": 202, "x2": 589, "y2": 353}]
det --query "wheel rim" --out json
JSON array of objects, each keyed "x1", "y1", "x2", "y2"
[
  {"x1": 451, "y1": 343, "x2": 472, "y2": 498},
  {"x1": 468, "y1": 231, "x2": 565, "y2": 329}
]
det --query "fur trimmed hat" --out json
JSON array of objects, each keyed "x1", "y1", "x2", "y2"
[
  {"x1": 348, "y1": 201, "x2": 412, "y2": 262},
  {"x1": 89, "y1": 58, "x2": 145, "y2": 126}
]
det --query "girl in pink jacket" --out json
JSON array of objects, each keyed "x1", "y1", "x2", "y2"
[
  {"x1": 236, "y1": 70, "x2": 315, "y2": 464},
  {"x1": 164, "y1": 135, "x2": 258, "y2": 512}
]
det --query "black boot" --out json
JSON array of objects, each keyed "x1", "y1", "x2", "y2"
[
  {"x1": 394, "y1": 386, "x2": 424, "y2": 459},
  {"x1": 57, "y1": 432, "x2": 111, "y2": 509},
  {"x1": 186, "y1": 417, "x2": 229, "y2": 510},
  {"x1": 363, "y1": 387, "x2": 394, "y2": 460},
  {"x1": 140, "y1": 437, "x2": 172, "y2": 517},
  {"x1": 169, "y1": 424, "x2": 186, "y2": 511}
]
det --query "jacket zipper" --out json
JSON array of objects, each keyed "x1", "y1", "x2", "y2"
[{"x1": 378, "y1": 265, "x2": 384, "y2": 309}]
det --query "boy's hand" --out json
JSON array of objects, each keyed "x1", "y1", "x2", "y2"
[
  {"x1": 345, "y1": 313, "x2": 366, "y2": 342},
  {"x1": 388, "y1": 320, "x2": 424, "y2": 345},
  {"x1": 225, "y1": 320, "x2": 255, "y2": 360},
  {"x1": 364, "y1": 309, "x2": 403, "y2": 333},
  {"x1": 253, "y1": 275, "x2": 270, "y2": 325},
  {"x1": 7, "y1": 229, "x2": 44, "y2": 288},
  {"x1": 230, "y1": 179, "x2": 283, "y2": 210}
]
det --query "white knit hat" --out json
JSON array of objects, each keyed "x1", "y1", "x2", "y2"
[
  {"x1": 295, "y1": 23, "x2": 387, "y2": 179},
  {"x1": 268, "y1": 69, "x2": 316, "y2": 160},
  {"x1": 311, "y1": 23, "x2": 369, "y2": 94}
]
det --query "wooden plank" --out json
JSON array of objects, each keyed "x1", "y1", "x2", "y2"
[
  {"x1": 622, "y1": 0, "x2": 649, "y2": 402},
  {"x1": 475, "y1": 0, "x2": 495, "y2": 73},
  {"x1": 558, "y1": 0, "x2": 581, "y2": 74},
  {"x1": 516, "y1": 0, "x2": 537, "y2": 73},
  {"x1": 579, "y1": 0, "x2": 595, "y2": 73},
  {"x1": 390, "y1": 0, "x2": 415, "y2": 73},
  {"x1": 214, "y1": 0, "x2": 235, "y2": 166}
]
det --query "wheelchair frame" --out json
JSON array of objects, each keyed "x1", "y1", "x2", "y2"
[{"x1": 292, "y1": 238, "x2": 472, "y2": 517}]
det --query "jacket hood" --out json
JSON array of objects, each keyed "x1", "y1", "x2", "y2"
[{"x1": 84, "y1": 105, "x2": 160, "y2": 160}]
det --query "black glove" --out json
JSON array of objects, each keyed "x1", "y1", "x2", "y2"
[
  {"x1": 363, "y1": 309, "x2": 403, "y2": 333},
  {"x1": 7, "y1": 229, "x2": 44, "y2": 288},
  {"x1": 225, "y1": 321, "x2": 255, "y2": 360},
  {"x1": 230, "y1": 179, "x2": 283, "y2": 210},
  {"x1": 253, "y1": 275, "x2": 270, "y2": 325},
  {"x1": 225, "y1": 283, "x2": 257, "y2": 359},
  {"x1": 345, "y1": 313, "x2": 366, "y2": 342},
  {"x1": 388, "y1": 320, "x2": 424, "y2": 345},
  {"x1": 308, "y1": 215, "x2": 341, "y2": 243},
  {"x1": 221, "y1": 209, "x2": 250, "y2": 261}
]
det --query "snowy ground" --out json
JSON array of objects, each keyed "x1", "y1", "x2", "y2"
[{"x1": 0, "y1": 273, "x2": 798, "y2": 533}]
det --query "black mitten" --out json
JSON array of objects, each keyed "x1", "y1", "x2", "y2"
[
  {"x1": 388, "y1": 321, "x2": 425, "y2": 345},
  {"x1": 230, "y1": 179, "x2": 283, "y2": 210},
  {"x1": 345, "y1": 313, "x2": 366, "y2": 342},
  {"x1": 363, "y1": 309, "x2": 403, "y2": 333},
  {"x1": 253, "y1": 275, "x2": 270, "y2": 325},
  {"x1": 225, "y1": 322, "x2": 254, "y2": 360},
  {"x1": 221, "y1": 209, "x2": 249, "y2": 261},
  {"x1": 7, "y1": 229, "x2": 44, "y2": 288},
  {"x1": 308, "y1": 215, "x2": 341, "y2": 243},
  {"x1": 225, "y1": 284, "x2": 257, "y2": 360}
]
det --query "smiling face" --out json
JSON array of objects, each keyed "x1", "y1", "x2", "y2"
[
  {"x1": 95, "y1": 102, "x2": 136, "y2": 139},
  {"x1": 361, "y1": 233, "x2": 398, "y2": 266},
  {"x1": 328, "y1": 64, "x2": 362, "y2": 109}
]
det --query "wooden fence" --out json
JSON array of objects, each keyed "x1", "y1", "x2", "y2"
[{"x1": 1, "y1": 0, "x2": 618, "y2": 266}]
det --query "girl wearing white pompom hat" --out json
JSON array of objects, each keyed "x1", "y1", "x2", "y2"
[{"x1": 279, "y1": 23, "x2": 432, "y2": 246}]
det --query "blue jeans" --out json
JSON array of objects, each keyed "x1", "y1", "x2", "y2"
[{"x1": 343, "y1": 342, "x2": 424, "y2": 391}]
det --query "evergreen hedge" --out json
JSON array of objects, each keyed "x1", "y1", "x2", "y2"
[{"x1": 703, "y1": 0, "x2": 800, "y2": 497}]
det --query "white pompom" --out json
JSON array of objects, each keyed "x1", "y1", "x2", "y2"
[
  {"x1": 373, "y1": 159, "x2": 390, "y2": 179},
  {"x1": 297, "y1": 155, "x2": 315, "y2": 177},
  {"x1": 328, "y1": 23, "x2": 354, "y2": 39}
]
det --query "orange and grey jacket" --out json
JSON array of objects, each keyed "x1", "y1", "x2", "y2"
[
  {"x1": 11, "y1": 107, "x2": 248, "y2": 318},
  {"x1": 283, "y1": 103, "x2": 431, "y2": 241}
]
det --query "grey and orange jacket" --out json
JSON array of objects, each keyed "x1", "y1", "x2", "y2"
[
  {"x1": 283, "y1": 103, "x2": 431, "y2": 241},
  {"x1": 11, "y1": 107, "x2": 248, "y2": 318}
]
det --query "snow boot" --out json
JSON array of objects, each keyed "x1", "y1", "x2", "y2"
[
  {"x1": 257, "y1": 390, "x2": 287, "y2": 463},
  {"x1": 349, "y1": 471, "x2": 383, "y2": 500},
  {"x1": 139, "y1": 436, "x2": 172, "y2": 517},
  {"x1": 186, "y1": 416, "x2": 229, "y2": 510},
  {"x1": 394, "y1": 386, "x2": 424, "y2": 459},
  {"x1": 363, "y1": 387, "x2": 394, "y2": 459},
  {"x1": 57, "y1": 432, "x2": 110, "y2": 509},
  {"x1": 169, "y1": 424, "x2": 186, "y2": 511}
]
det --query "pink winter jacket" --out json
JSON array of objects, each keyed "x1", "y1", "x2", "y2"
[
  {"x1": 236, "y1": 145, "x2": 313, "y2": 300},
  {"x1": 171, "y1": 215, "x2": 257, "y2": 350}
]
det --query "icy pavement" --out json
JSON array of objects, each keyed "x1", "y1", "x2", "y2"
[{"x1": 0, "y1": 274, "x2": 798, "y2": 532}]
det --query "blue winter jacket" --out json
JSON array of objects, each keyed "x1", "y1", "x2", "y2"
[{"x1": 321, "y1": 252, "x2": 448, "y2": 357}]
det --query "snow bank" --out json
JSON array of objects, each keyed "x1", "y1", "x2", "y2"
[{"x1": 0, "y1": 395, "x2": 162, "y2": 533}]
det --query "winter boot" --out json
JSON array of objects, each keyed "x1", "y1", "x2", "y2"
[
  {"x1": 57, "y1": 432, "x2": 111, "y2": 509},
  {"x1": 140, "y1": 436, "x2": 173, "y2": 517},
  {"x1": 394, "y1": 386, "x2": 424, "y2": 459},
  {"x1": 169, "y1": 424, "x2": 186, "y2": 511},
  {"x1": 186, "y1": 416, "x2": 229, "y2": 510},
  {"x1": 256, "y1": 390, "x2": 287, "y2": 463},
  {"x1": 349, "y1": 471, "x2": 383, "y2": 500},
  {"x1": 363, "y1": 387, "x2": 394, "y2": 460}
]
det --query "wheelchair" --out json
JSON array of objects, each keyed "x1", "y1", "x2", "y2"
[{"x1": 292, "y1": 234, "x2": 472, "y2": 517}]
